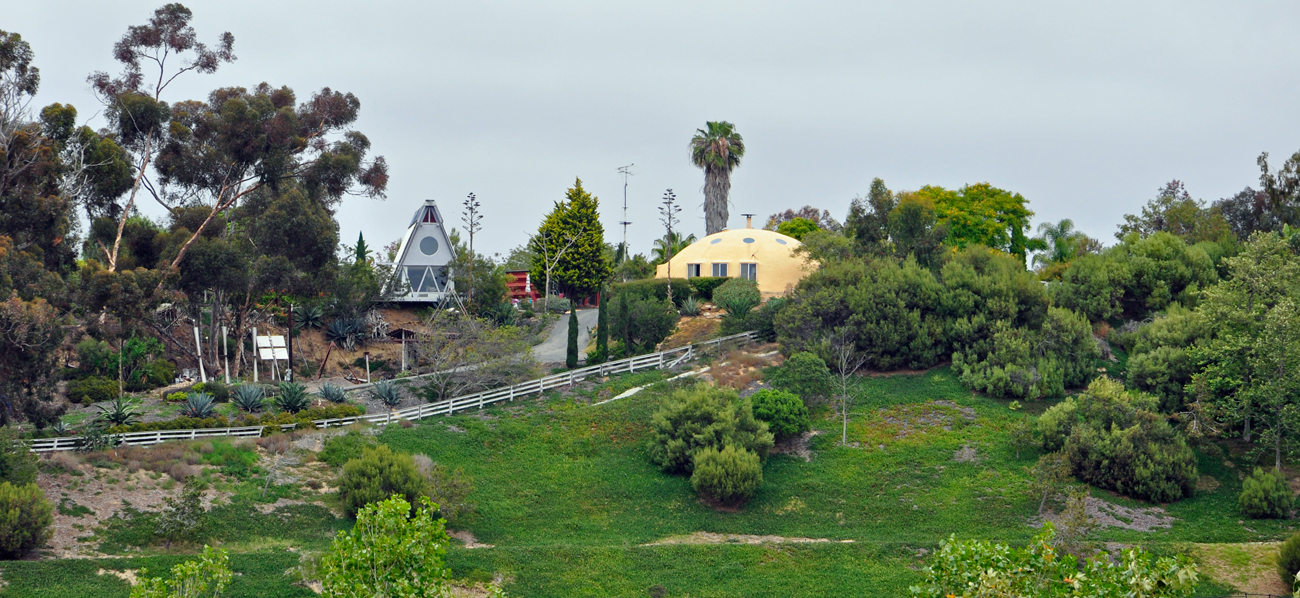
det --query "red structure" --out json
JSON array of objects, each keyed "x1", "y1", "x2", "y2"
[{"x1": 506, "y1": 270, "x2": 540, "y2": 301}]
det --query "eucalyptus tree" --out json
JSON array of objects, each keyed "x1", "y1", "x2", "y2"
[
  {"x1": 689, "y1": 121, "x2": 745, "y2": 235},
  {"x1": 88, "y1": 3, "x2": 235, "y2": 272}
]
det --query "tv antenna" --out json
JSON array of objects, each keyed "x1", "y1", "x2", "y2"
[{"x1": 617, "y1": 164, "x2": 635, "y2": 261}]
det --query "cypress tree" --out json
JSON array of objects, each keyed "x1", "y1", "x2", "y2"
[
  {"x1": 566, "y1": 306, "x2": 580, "y2": 369},
  {"x1": 594, "y1": 288, "x2": 609, "y2": 364},
  {"x1": 618, "y1": 291, "x2": 633, "y2": 357}
]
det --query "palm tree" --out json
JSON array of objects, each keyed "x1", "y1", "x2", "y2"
[
  {"x1": 1032, "y1": 219, "x2": 1085, "y2": 268},
  {"x1": 690, "y1": 121, "x2": 745, "y2": 235},
  {"x1": 652, "y1": 232, "x2": 697, "y2": 264}
]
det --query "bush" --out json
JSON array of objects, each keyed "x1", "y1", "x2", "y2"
[
  {"x1": 1056, "y1": 378, "x2": 1197, "y2": 503},
  {"x1": 66, "y1": 376, "x2": 120, "y2": 404},
  {"x1": 0, "y1": 482, "x2": 52, "y2": 557},
  {"x1": 689, "y1": 277, "x2": 728, "y2": 300},
  {"x1": 647, "y1": 384, "x2": 773, "y2": 474},
  {"x1": 611, "y1": 294, "x2": 678, "y2": 355},
  {"x1": 0, "y1": 427, "x2": 37, "y2": 485},
  {"x1": 320, "y1": 431, "x2": 379, "y2": 468},
  {"x1": 713, "y1": 277, "x2": 761, "y2": 318},
  {"x1": 1279, "y1": 530, "x2": 1300, "y2": 589},
  {"x1": 318, "y1": 496, "x2": 452, "y2": 597},
  {"x1": 952, "y1": 307, "x2": 1098, "y2": 400},
  {"x1": 748, "y1": 389, "x2": 809, "y2": 441},
  {"x1": 1240, "y1": 467, "x2": 1293, "y2": 519},
  {"x1": 142, "y1": 359, "x2": 177, "y2": 389},
  {"x1": 764, "y1": 352, "x2": 834, "y2": 402},
  {"x1": 613, "y1": 278, "x2": 693, "y2": 307},
  {"x1": 690, "y1": 444, "x2": 762, "y2": 506},
  {"x1": 1037, "y1": 397, "x2": 1078, "y2": 452},
  {"x1": 412, "y1": 454, "x2": 475, "y2": 523},
  {"x1": 748, "y1": 297, "x2": 787, "y2": 342},
  {"x1": 679, "y1": 296, "x2": 701, "y2": 316},
  {"x1": 165, "y1": 391, "x2": 188, "y2": 403},
  {"x1": 192, "y1": 381, "x2": 228, "y2": 403},
  {"x1": 337, "y1": 445, "x2": 428, "y2": 518},
  {"x1": 154, "y1": 479, "x2": 205, "y2": 548}
]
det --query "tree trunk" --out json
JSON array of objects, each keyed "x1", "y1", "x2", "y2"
[
  {"x1": 704, "y1": 168, "x2": 732, "y2": 235},
  {"x1": 1277, "y1": 410, "x2": 1284, "y2": 472},
  {"x1": 108, "y1": 134, "x2": 153, "y2": 272}
]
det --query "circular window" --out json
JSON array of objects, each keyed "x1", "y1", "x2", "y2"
[
  {"x1": 710, "y1": 238, "x2": 722, "y2": 244},
  {"x1": 419, "y1": 236, "x2": 439, "y2": 255},
  {"x1": 775, "y1": 238, "x2": 787, "y2": 245},
  {"x1": 743, "y1": 238, "x2": 755, "y2": 244}
]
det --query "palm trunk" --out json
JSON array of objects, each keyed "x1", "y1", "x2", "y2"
[{"x1": 704, "y1": 168, "x2": 732, "y2": 235}]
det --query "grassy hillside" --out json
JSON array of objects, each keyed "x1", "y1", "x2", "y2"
[{"x1": 3, "y1": 365, "x2": 1278, "y2": 596}]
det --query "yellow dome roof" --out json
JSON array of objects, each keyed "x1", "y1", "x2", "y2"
[{"x1": 655, "y1": 228, "x2": 813, "y2": 297}]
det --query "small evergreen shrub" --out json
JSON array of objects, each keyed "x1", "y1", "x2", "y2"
[
  {"x1": 0, "y1": 427, "x2": 37, "y2": 485},
  {"x1": 748, "y1": 297, "x2": 787, "y2": 342},
  {"x1": 713, "y1": 277, "x2": 761, "y2": 318},
  {"x1": 748, "y1": 389, "x2": 809, "y2": 441},
  {"x1": 690, "y1": 444, "x2": 762, "y2": 506},
  {"x1": 0, "y1": 482, "x2": 53, "y2": 557},
  {"x1": 66, "y1": 377, "x2": 120, "y2": 404},
  {"x1": 165, "y1": 391, "x2": 188, "y2": 403},
  {"x1": 1279, "y1": 530, "x2": 1300, "y2": 589},
  {"x1": 613, "y1": 278, "x2": 692, "y2": 307},
  {"x1": 648, "y1": 384, "x2": 773, "y2": 474},
  {"x1": 1240, "y1": 467, "x2": 1293, "y2": 519},
  {"x1": 763, "y1": 352, "x2": 834, "y2": 402},
  {"x1": 143, "y1": 359, "x2": 178, "y2": 388},
  {"x1": 611, "y1": 295, "x2": 678, "y2": 354},
  {"x1": 320, "y1": 432, "x2": 378, "y2": 468},
  {"x1": 337, "y1": 445, "x2": 427, "y2": 518},
  {"x1": 689, "y1": 277, "x2": 728, "y2": 300}
]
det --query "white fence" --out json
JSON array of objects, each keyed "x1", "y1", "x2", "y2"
[{"x1": 32, "y1": 331, "x2": 757, "y2": 452}]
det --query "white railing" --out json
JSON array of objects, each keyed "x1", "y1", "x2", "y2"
[
  {"x1": 30, "y1": 425, "x2": 266, "y2": 452},
  {"x1": 32, "y1": 331, "x2": 757, "y2": 451}
]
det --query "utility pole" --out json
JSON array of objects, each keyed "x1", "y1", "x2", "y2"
[{"x1": 617, "y1": 164, "x2": 634, "y2": 264}]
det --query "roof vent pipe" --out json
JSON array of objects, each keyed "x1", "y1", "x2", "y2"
[{"x1": 742, "y1": 213, "x2": 755, "y2": 229}]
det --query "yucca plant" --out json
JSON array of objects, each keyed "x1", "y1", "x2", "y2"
[
  {"x1": 275, "y1": 381, "x2": 311, "y2": 413},
  {"x1": 679, "y1": 296, "x2": 701, "y2": 316},
  {"x1": 370, "y1": 380, "x2": 402, "y2": 407},
  {"x1": 318, "y1": 382, "x2": 348, "y2": 403},
  {"x1": 96, "y1": 397, "x2": 141, "y2": 426},
  {"x1": 231, "y1": 384, "x2": 266, "y2": 413},
  {"x1": 181, "y1": 392, "x2": 216, "y2": 419}
]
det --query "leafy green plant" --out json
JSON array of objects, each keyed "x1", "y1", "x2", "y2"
[
  {"x1": 747, "y1": 389, "x2": 809, "y2": 441},
  {"x1": 318, "y1": 382, "x2": 348, "y2": 403},
  {"x1": 275, "y1": 381, "x2": 311, "y2": 413},
  {"x1": 1279, "y1": 530, "x2": 1300, "y2": 590},
  {"x1": 155, "y1": 479, "x2": 206, "y2": 548},
  {"x1": 180, "y1": 392, "x2": 216, "y2": 419},
  {"x1": 337, "y1": 445, "x2": 427, "y2": 518},
  {"x1": 97, "y1": 396, "x2": 141, "y2": 426},
  {"x1": 0, "y1": 482, "x2": 52, "y2": 558},
  {"x1": 131, "y1": 545, "x2": 231, "y2": 598},
  {"x1": 320, "y1": 431, "x2": 378, "y2": 468},
  {"x1": 230, "y1": 384, "x2": 266, "y2": 413},
  {"x1": 326, "y1": 318, "x2": 366, "y2": 351},
  {"x1": 294, "y1": 304, "x2": 325, "y2": 329},
  {"x1": 763, "y1": 352, "x2": 834, "y2": 402},
  {"x1": 0, "y1": 426, "x2": 38, "y2": 485},
  {"x1": 165, "y1": 391, "x2": 188, "y2": 403},
  {"x1": 1240, "y1": 467, "x2": 1293, "y2": 519},
  {"x1": 713, "y1": 277, "x2": 761, "y2": 318},
  {"x1": 910, "y1": 524, "x2": 1197, "y2": 598},
  {"x1": 319, "y1": 495, "x2": 452, "y2": 597},
  {"x1": 648, "y1": 384, "x2": 773, "y2": 474},
  {"x1": 690, "y1": 444, "x2": 762, "y2": 506},
  {"x1": 66, "y1": 376, "x2": 120, "y2": 404},
  {"x1": 370, "y1": 380, "x2": 403, "y2": 407}
]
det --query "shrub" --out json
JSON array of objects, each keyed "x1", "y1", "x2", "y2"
[
  {"x1": 319, "y1": 496, "x2": 452, "y2": 597},
  {"x1": 764, "y1": 352, "x2": 834, "y2": 402},
  {"x1": 142, "y1": 359, "x2": 177, "y2": 389},
  {"x1": 1058, "y1": 378, "x2": 1197, "y2": 503},
  {"x1": 337, "y1": 445, "x2": 428, "y2": 518},
  {"x1": 180, "y1": 393, "x2": 216, "y2": 419},
  {"x1": 413, "y1": 454, "x2": 475, "y2": 523},
  {"x1": 320, "y1": 432, "x2": 378, "y2": 468},
  {"x1": 201, "y1": 381, "x2": 228, "y2": 403},
  {"x1": 0, "y1": 482, "x2": 53, "y2": 557},
  {"x1": 647, "y1": 384, "x2": 773, "y2": 474},
  {"x1": 230, "y1": 384, "x2": 265, "y2": 413},
  {"x1": 713, "y1": 277, "x2": 761, "y2": 319},
  {"x1": 370, "y1": 380, "x2": 403, "y2": 407},
  {"x1": 611, "y1": 294, "x2": 678, "y2": 354},
  {"x1": 275, "y1": 381, "x2": 311, "y2": 413},
  {"x1": 613, "y1": 278, "x2": 693, "y2": 307},
  {"x1": 691, "y1": 444, "x2": 762, "y2": 506},
  {"x1": 1280, "y1": 530, "x2": 1300, "y2": 589},
  {"x1": 154, "y1": 479, "x2": 206, "y2": 548},
  {"x1": 748, "y1": 297, "x2": 787, "y2": 342},
  {"x1": 132, "y1": 545, "x2": 231, "y2": 598},
  {"x1": 318, "y1": 382, "x2": 347, "y2": 403},
  {"x1": 1240, "y1": 467, "x2": 1293, "y2": 519},
  {"x1": 66, "y1": 376, "x2": 120, "y2": 404},
  {"x1": 689, "y1": 276, "x2": 729, "y2": 300},
  {"x1": 1036, "y1": 397, "x2": 1078, "y2": 452},
  {"x1": 748, "y1": 389, "x2": 809, "y2": 441},
  {"x1": 952, "y1": 307, "x2": 1098, "y2": 400},
  {"x1": 0, "y1": 427, "x2": 37, "y2": 485},
  {"x1": 165, "y1": 391, "x2": 188, "y2": 403}
]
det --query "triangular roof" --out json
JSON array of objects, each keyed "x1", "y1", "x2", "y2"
[{"x1": 391, "y1": 200, "x2": 456, "y2": 301}]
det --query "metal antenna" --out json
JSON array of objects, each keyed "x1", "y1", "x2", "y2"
[{"x1": 617, "y1": 164, "x2": 635, "y2": 261}]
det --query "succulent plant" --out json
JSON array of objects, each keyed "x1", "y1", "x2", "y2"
[
  {"x1": 231, "y1": 384, "x2": 266, "y2": 413},
  {"x1": 679, "y1": 296, "x2": 701, "y2": 316},
  {"x1": 96, "y1": 397, "x2": 141, "y2": 426},
  {"x1": 275, "y1": 381, "x2": 311, "y2": 413},
  {"x1": 318, "y1": 382, "x2": 348, "y2": 403},
  {"x1": 180, "y1": 392, "x2": 216, "y2": 419},
  {"x1": 370, "y1": 380, "x2": 402, "y2": 407}
]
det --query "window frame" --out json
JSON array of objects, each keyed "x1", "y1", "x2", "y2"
[
  {"x1": 740, "y1": 262, "x2": 757, "y2": 282},
  {"x1": 712, "y1": 263, "x2": 729, "y2": 277}
]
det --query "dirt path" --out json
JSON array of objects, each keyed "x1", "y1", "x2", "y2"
[{"x1": 644, "y1": 532, "x2": 853, "y2": 546}]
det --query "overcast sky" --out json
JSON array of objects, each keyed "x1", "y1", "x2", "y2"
[{"x1": 10, "y1": 1, "x2": 1300, "y2": 260}]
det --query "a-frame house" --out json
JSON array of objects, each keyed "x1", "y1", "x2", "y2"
[{"x1": 391, "y1": 200, "x2": 456, "y2": 303}]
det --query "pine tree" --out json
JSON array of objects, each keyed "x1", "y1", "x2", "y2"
[{"x1": 530, "y1": 179, "x2": 612, "y2": 303}]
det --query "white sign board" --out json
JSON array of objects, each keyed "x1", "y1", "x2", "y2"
[{"x1": 256, "y1": 335, "x2": 288, "y2": 360}]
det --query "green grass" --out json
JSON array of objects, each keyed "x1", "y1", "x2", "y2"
[
  {"x1": 0, "y1": 551, "x2": 314, "y2": 598},
  {"x1": 13, "y1": 367, "x2": 1281, "y2": 596}
]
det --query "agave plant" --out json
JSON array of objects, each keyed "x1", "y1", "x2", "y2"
[
  {"x1": 96, "y1": 397, "x2": 141, "y2": 426},
  {"x1": 180, "y1": 392, "x2": 216, "y2": 419},
  {"x1": 318, "y1": 382, "x2": 347, "y2": 403},
  {"x1": 293, "y1": 304, "x2": 325, "y2": 330},
  {"x1": 231, "y1": 384, "x2": 266, "y2": 413},
  {"x1": 275, "y1": 381, "x2": 312, "y2": 413},
  {"x1": 51, "y1": 421, "x2": 70, "y2": 436},
  {"x1": 325, "y1": 318, "x2": 366, "y2": 351},
  {"x1": 679, "y1": 296, "x2": 701, "y2": 316},
  {"x1": 370, "y1": 380, "x2": 403, "y2": 407}
]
